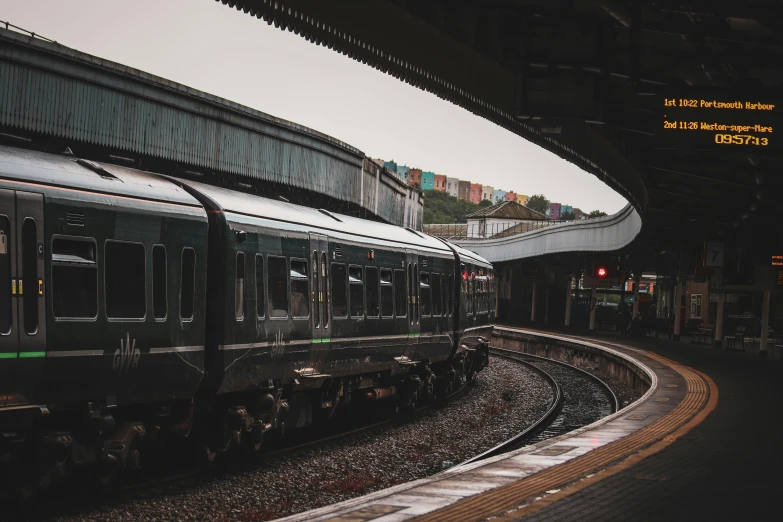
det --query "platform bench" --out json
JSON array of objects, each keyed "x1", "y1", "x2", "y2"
[
  {"x1": 692, "y1": 326, "x2": 714, "y2": 345},
  {"x1": 725, "y1": 326, "x2": 746, "y2": 351}
]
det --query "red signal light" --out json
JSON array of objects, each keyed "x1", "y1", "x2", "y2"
[{"x1": 597, "y1": 267, "x2": 607, "y2": 278}]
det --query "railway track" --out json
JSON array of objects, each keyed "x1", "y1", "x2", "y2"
[
  {"x1": 459, "y1": 347, "x2": 619, "y2": 466},
  {"x1": 90, "y1": 379, "x2": 476, "y2": 502}
]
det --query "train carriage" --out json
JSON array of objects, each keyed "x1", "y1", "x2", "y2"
[
  {"x1": 170, "y1": 180, "x2": 491, "y2": 445},
  {"x1": 0, "y1": 146, "x2": 209, "y2": 470},
  {"x1": 0, "y1": 144, "x2": 493, "y2": 486}
]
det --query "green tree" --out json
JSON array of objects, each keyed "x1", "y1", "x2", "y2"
[
  {"x1": 561, "y1": 211, "x2": 575, "y2": 221},
  {"x1": 588, "y1": 210, "x2": 608, "y2": 218},
  {"x1": 527, "y1": 194, "x2": 549, "y2": 215},
  {"x1": 422, "y1": 190, "x2": 494, "y2": 224}
]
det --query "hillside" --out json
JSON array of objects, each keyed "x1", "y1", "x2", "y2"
[{"x1": 423, "y1": 190, "x2": 492, "y2": 224}]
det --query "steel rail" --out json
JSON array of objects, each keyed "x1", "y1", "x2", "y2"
[
  {"x1": 458, "y1": 349, "x2": 563, "y2": 467},
  {"x1": 458, "y1": 346, "x2": 620, "y2": 466},
  {"x1": 508, "y1": 349, "x2": 621, "y2": 414}
]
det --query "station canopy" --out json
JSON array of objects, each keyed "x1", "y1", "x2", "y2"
[{"x1": 224, "y1": 0, "x2": 783, "y2": 261}]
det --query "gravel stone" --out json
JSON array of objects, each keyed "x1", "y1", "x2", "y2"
[
  {"x1": 519, "y1": 357, "x2": 616, "y2": 441},
  {"x1": 46, "y1": 357, "x2": 553, "y2": 522}
]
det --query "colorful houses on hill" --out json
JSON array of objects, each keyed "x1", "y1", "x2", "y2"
[{"x1": 377, "y1": 158, "x2": 589, "y2": 220}]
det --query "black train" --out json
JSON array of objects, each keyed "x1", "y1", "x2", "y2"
[{"x1": 0, "y1": 145, "x2": 494, "y2": 487}]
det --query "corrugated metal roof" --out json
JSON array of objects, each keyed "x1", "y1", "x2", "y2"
[
  {"x1": 466, "y1": 201, "x2": 547, "y2": 220},
  {"x1": 0, "y1": 28, "x2": 423, "y2": 228},
  {"x1": 422, "y1": 224, "x2": 468, "y2": 238}
]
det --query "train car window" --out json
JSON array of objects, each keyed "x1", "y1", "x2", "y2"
[
  {"x1": 431, "y1": 273, "x2": 441, "y2": 316},
  {"x1": 331, "y1": 263, "x2": 347, "y2": 318},
  {"x1": 349, "y1": 265, "x2": 364, "y2": 318},
  {"x1": 290, "y1": 259, "x2": 309, "y2": 319},
  {"x1": 408, "y1": 263, "x2": 419, "y2": 324},
  {"x1": 180, "y1": 248, "x2": 196, "y2": 320},
  {"x1": 486, "y1": 277, "x2": 490, "y2": 314},
  {"x1": 490, "y1": 275, "x2": 495, "y2": 314},
  {"x1": 22, "y1": 219, "x2": 38, "y2": 333},
  {"x1": 0, "y1": 216, "x2": 10, "y2": 332},
  {"x1": 152, "y1": 245, "x2": 167, "y2": 320},
  {"x1": 255, "y1": 254, "x2": 265, "y2": 319},
  {"x1": 447, "y1": 273, "x2": 453, "y2": 317},
  {"x1": 312, "y1": 252, "x2": 320, "y2": 328},
  {"x1": 235, "y1": 252, "x2": 245, "y2": 321},
  {"x1": 471, "y1": 274, "x2": 477, "y2": 315},
  {"x1": 420, "y1": 272, "x2": 431, "y2": 317},
  {"x1": 469, "y1": 274, "x2": 475, "y2": 315},
  {"x1": 105, "y1": 241, "x2": 145, "y2": 319},
  {"x1": 461, "y1": 266, "x2": 470, "y2": 315},
  {"x1": 365, "y1": 266, "x2": 379, "y2": 318},
  {"x1": 440, "y1": 274, "x2": 447, "y2": 317},
  {"x1": 321, "y1": 253, "x2": 329, "y2": 327},
  {"x1": 380, "y1": 268, "x2": 393, "y2": 318},
  {"x1": 393, "y1": 269, "x2": 406, "y2": 318},
  {"x1": 51, "y1": 237, "x2": 97, "y2": 320},
  {"x1": 413, "y1": 264, "x2": 419, "y2": 323},
  {"x1": 473, "y1": 279, "x2": 484, "y2": 314},
  {"x1": 268, "y1": 256, "x2": 288, "y2": 318}
]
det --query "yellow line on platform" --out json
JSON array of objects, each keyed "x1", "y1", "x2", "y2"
[{"x1": 413, "y1": 333, "x2": 719, "y2": 522}]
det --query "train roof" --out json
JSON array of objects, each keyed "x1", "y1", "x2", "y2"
[
  {"x1": 450, "y1": 242, "x2": 492, "y2": 268},
  {"x1": 0, "y1": 145, "x2": 202, "y2": 207},
  {"x1": 179, "y1": 179, "x2": 463, "y2": 254},
  {"x1": 0, "y1": 145, "x2": 491, "y2": 266}
]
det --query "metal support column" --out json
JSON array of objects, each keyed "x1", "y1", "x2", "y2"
[
  {"x1": 673, "y1": 277, "x2": 683, "y2": 341},
  {"x1": 545, "y1": 288, "x2": 550, "y2": 325},
  {"x1": 589, "y1": 286, "x2": 597, "y2": 331},
  {"x1": 632, "y1": 277, "x2": 641, "y2": 316},
  {"x1": 760, "y1": 290, "x2": 770, "y2": 355},
  {"x1": 565, "y1": 277, "x2": 572, "y2": 327},
  {"x1": 714, "y1": 292, "x2": 725, "y2": 347},
  {"x1": 531, "y1": 282, "x2": 537, "y2": 323}
]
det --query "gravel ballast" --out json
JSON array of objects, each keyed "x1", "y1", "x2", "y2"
[
  {"x1": 48, "y1": 357, "x2": 553, "y2": 522},
  {"x1": 518, "y1": 357, "x2": 616, "y2": 439}
]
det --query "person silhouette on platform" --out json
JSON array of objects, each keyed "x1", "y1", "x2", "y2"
[
  {"x1": 628, "y1": 311, "x2": 643, "y2": 337},
  {"x1": 617, "y1": 303, "x2": 631, "y2": 336}
]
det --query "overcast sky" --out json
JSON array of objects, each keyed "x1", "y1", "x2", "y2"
[{"x1": 3, "y1": 0, "x2": 627, "y2": 213}]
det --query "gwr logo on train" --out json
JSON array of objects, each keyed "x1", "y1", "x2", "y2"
[
  {"x1": 270, "y1": 330, "x2": 284, "y2": 360},
  {"x1": 113, "y1": 333, "x2": 140, "y2": 374}
]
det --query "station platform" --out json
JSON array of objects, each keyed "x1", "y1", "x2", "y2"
[
  {"x1": 280, "y1": 326, "x2": 782, "y2": 522},
  {"x1": 499, "y1": 327, "x2": 782, "y2": 521}
]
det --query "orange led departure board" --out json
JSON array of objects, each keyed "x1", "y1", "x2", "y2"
[{"x1": 658, "y1": 90, "x2": 779, "y2": 153}]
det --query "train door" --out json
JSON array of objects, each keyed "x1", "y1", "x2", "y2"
[
  {"x1": 403, "y1": 249, "x2": 419, "y2": 360},
  {"x1": 307, "y1": 233, "x2": 329, "y2": 374},
  {"x1": 0, "y1": 189, "x2": 46, "y2": 407}
]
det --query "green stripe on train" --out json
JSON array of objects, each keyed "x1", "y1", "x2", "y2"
[{"x1": 0, "y1": 351, "x2": 46, "y2": 359}]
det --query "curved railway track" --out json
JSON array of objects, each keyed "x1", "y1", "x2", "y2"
[{"x1": 460, "y1": 347, "x2": 619, "y2": 466}]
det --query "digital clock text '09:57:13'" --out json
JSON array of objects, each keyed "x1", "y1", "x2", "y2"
[{"x1": 714, "y1": 134, "x2": 769, "y2": 146}]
